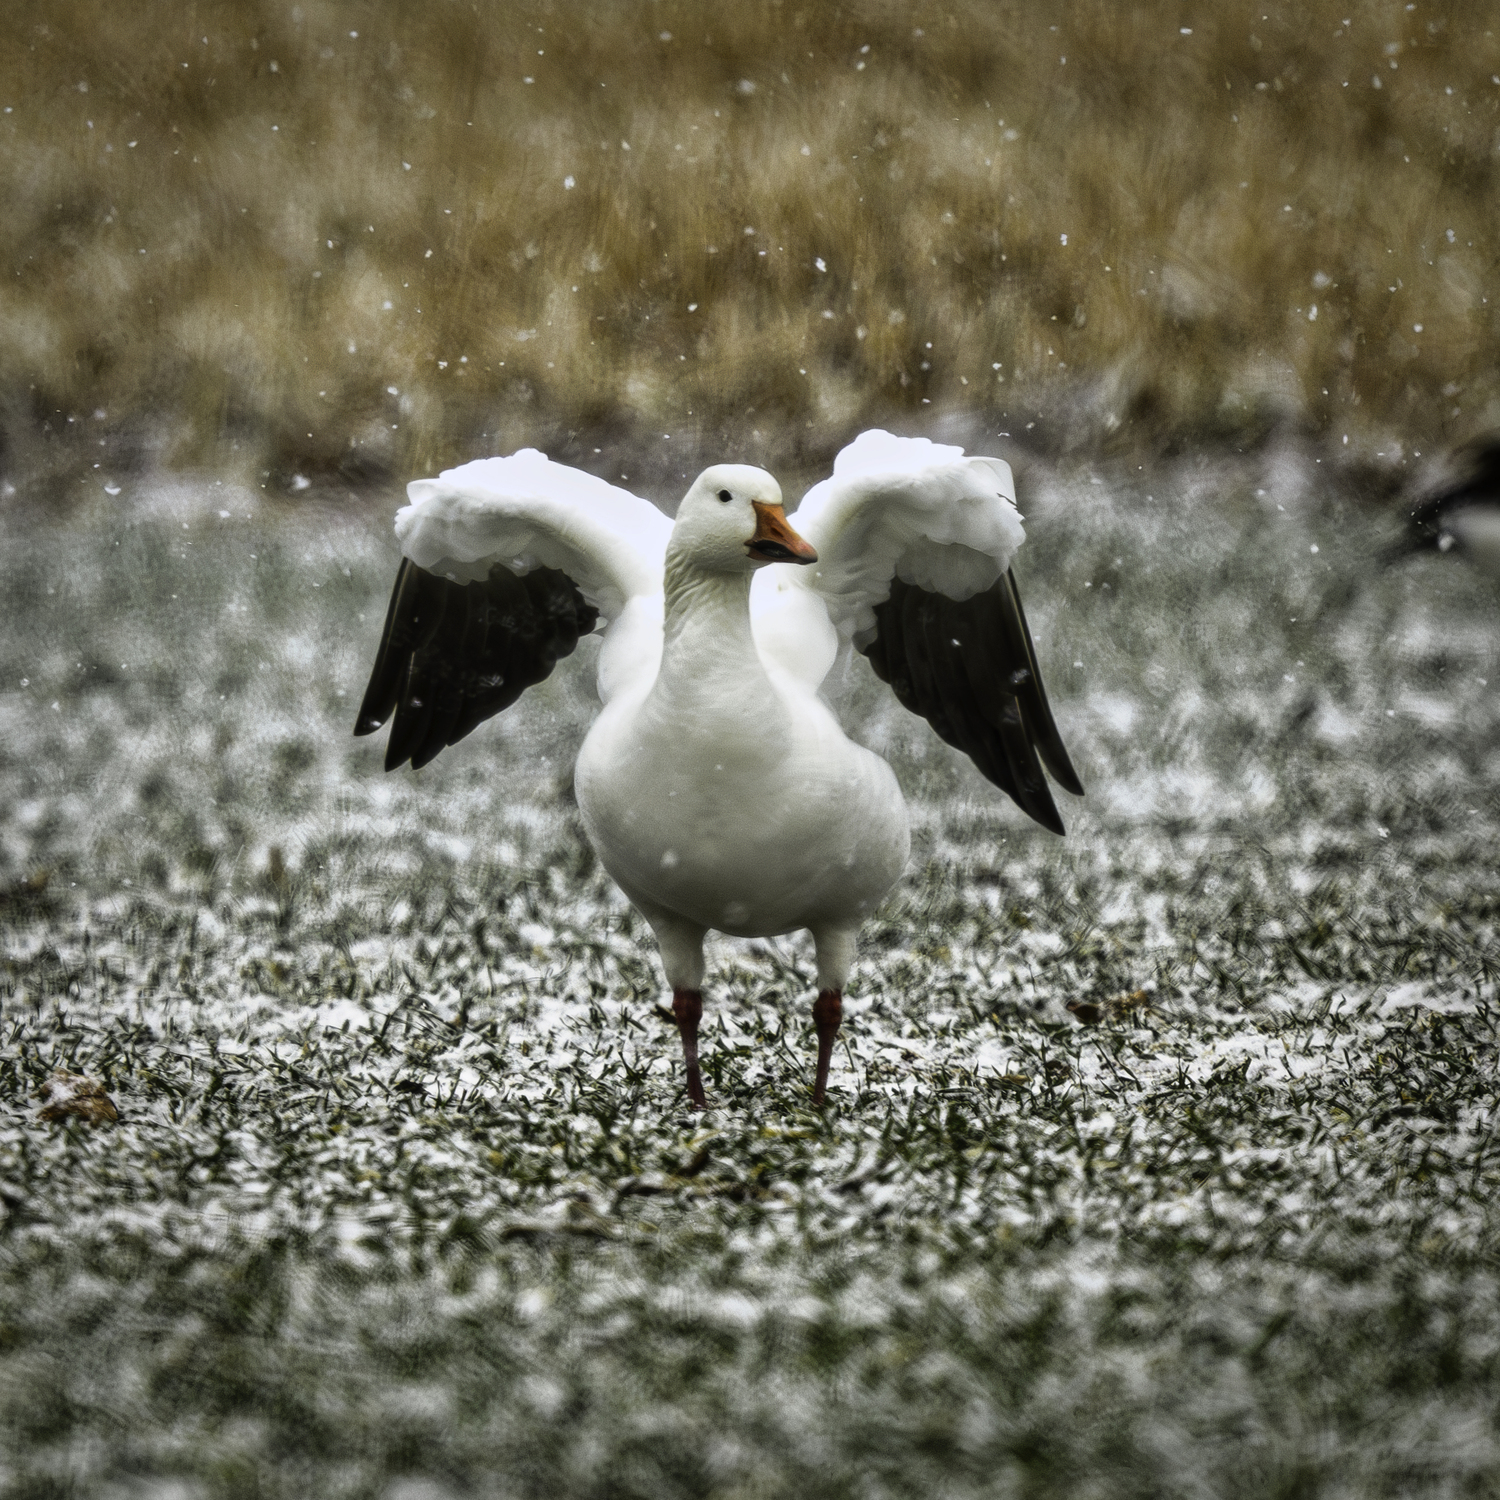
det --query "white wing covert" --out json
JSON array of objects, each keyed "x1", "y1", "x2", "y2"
[
  {"x1": 356, "y1": 449, "x2": 670, "y2": 770},
  {"x1": 782, "y1": 430, "x2": 1083, "y2": 833}
]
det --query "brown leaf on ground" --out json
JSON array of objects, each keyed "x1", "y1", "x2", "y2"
[
  {"x1": 1111, "y1": 988, "x2": 1153, "y2": 1017},
  {"x1": 1068, "y1": 989, "x2": 1152, "y2": 1026},
  {"x1": 36, "y1": 1071, "x2": 119, "y2": 1125}
]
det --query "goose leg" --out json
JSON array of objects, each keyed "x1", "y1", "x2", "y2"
[
  {"x1": 634, "y1": 901, "x2": 709, "y2": 1110},
  {"x1": 673, "y1": 987, "x2": 707, "y2": 1111},
  {"x1": 811, "y1": 926, "x2": 858, "y2": 1107},
  {"x1": 811, "y1": 989, "x2": 842, "y2": 1106}
]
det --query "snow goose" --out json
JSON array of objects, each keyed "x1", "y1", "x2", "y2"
[
  {"x1": 355, "y1": 430, "x2": 1083, "y2": 1109},
  {"x1": 1388, "y1": 440, "x2": 1500, "y2": 576}
]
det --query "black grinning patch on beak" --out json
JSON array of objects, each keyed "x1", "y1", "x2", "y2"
[{"x1": 747, "y1": 540, "x2": 818, "y2": 564}]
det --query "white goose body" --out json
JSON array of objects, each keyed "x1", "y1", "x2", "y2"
[
  {"x1": 356, "y1": 431, "x2": 1082, "y2": 1108},
  {"x1": 576, "y1": 561, "x2": 908, "y2": 943}
]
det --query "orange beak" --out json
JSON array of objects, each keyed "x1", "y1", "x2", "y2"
[{"x1": 747, "y1": 502, "x2": 818, "y2": 565}]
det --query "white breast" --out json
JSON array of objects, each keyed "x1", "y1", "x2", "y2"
[{"x1": 574, "y1": 571, "x2": 909, "y2": 939}]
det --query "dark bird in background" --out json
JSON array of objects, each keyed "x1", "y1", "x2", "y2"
[{"x1": 1387, "y1": 441, "x2": 1500, "y2": 575}]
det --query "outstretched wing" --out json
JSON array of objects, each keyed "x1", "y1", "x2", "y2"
[
  {"x1": 788, "y1": 429, "x2": 1083, "y2": 834},
  {"x1": 861, "y1": 570, "x2": 1082, "y2": 834},
  {"x1": 355, "y1": 559, "x2": 600, "y2": 771},
  {"x1": 355, "y1": 449, "x2": 671, "y2": 771}
]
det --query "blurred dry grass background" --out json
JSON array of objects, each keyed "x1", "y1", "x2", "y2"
[{"x1": 3, "y1": 0, "x2": 1499, "y2": 490}]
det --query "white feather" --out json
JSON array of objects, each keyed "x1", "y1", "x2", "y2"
[
  {"x1": 396, "y1": 448, "x2": 670, "y2": 616},
  {"x1": 783, "y1": 429, "x2": 1025, "y2": 652},
  {"x1": 394, "y1": 448, "x2": 671, "y2": 701}
]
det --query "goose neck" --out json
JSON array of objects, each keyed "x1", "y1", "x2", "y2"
[
  {"x1": 663, "y1": 551, "x2": 754, "y2": 640},
  {"x1": 658, "y1": 550, "x2": 767, "y2": 686}
]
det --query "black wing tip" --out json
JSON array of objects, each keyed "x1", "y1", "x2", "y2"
[
  {"x1": 1049, "y1": 756, "x2": 1086, "y2": 801},
  {"x1": 998, "y1": 571, "x2": 1086, "y2": 816},
  {"x1": 382, "y1": 733, "x2": 421, "y2": 773},
  {"x1": 356, "y1": 560, "x2": 597, "y2": 774},
  {"x1": 998, "y1": 760, "x2": 1067, "y2": 835},
  {"x1": 1016, "y1": 767, "x2": 1070, "y2": 835},
  {"x1": 866, "y1": 573, "x2": 1083, "y2": 836}
]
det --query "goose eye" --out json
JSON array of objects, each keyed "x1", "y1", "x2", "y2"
[{"x1": 717, "y1": 489, "x2": 732, "y2": 503}]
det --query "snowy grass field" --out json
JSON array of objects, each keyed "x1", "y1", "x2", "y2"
[{"x1": 2, "y1": 450, "x2": 1499, "y2": 1498}]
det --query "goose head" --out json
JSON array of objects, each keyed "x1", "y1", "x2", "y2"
[{"x1": 670, "y1": 464, "x2": 818, "y2": 573}]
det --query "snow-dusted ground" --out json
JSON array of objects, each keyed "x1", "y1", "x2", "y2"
[{"x1": 1, "y1": 450, "x2": 1497, "y2": 1498}]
